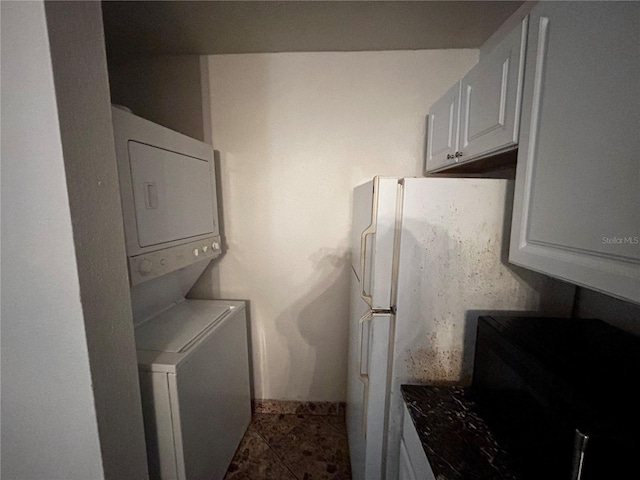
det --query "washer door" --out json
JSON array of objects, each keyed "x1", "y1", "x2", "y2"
[{"x1": 134, "y1": 302, "x2": 230, "y2": 353}]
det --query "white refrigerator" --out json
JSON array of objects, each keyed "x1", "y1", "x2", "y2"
[{"x1": 346, "y1": 177, "x2": 557, "y2": 480}]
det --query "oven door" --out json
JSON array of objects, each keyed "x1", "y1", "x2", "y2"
[{"x1": 473, "y1": 317, "x2": 636, "y2": 480}]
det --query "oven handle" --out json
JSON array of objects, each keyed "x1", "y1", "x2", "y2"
[{"x1": 570, "y1": 429, "x2": 590, "y2": 480}]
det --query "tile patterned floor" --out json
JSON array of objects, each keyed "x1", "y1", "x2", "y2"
[{"x1": 224, "y1": 413, "x2": 352, "y2": 480}]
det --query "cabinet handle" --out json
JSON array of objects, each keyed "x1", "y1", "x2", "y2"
[
  {"x1": 447, "y1": 154, "x2": 454, "y2": 160},
  {"x1": 455, "y1": 151, "x2": 463, "y2": 157}
]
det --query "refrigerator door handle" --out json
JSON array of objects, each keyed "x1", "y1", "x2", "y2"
[
  {"x1": 359, "y1": 311, "x2": 372, "y2": 436},
  {"x1": 360, "y1": 177, "x2": 379, "y2": 307},
  {"x1": 360, "y1": 225, "x2": 375, "y2": 306},
  {"x1": 358, "y1": 311, "x2": 372, "y2": 381}
]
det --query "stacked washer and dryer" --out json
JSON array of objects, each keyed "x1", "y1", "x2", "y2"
[{"x1": 112, "y1": 106, "x2": 251, "y2": 480}]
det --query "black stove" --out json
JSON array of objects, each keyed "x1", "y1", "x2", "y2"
[{"x1": 472, "y1": 316, "x2": 640, "y2": 479}]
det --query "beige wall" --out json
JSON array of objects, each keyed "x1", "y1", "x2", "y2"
[
  {"x1": 45, "y1": 2, "x2": 149, "y2": 478},
  {"x1": 1, "y1": 3, "x2": 104, "y2": 477},
  {"x1": 575, "y1": 287, "x2": 640, "y2": 335},
  {"x1": 190, "y1": 50, "x2": 479, "y2": 402},
  {"x1": 108, "y1": 55, "x2": 210, "y2": 142},
  {"x1": 1, "y1": 2, "x2": 148, "y2": 478}
]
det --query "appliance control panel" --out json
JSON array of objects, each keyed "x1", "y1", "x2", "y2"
[{"x1": 128, "y1": 235, "x2": 222, "y2": 286}]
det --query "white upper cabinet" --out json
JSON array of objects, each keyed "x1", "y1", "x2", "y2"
[
  {"x1": 459, "y1": 16, "x2": 527, "y2": 163},
  {"x1": 425, "y1": 17, "x2": 527, "y2": 173},
  {"x1": 425, "y1": 81, "x2": 461, "y2": 172},
  {"x1": 510, "y1": 2, "x2": 640, "y2": 304}
]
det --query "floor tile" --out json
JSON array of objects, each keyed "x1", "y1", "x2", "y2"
[
  {"x1": 251, "y1": 413, "x2": 305, "y2": 443},
  {"x1": 224, "y1": 425, "x2": 296, "y2": 480},
  {"x1": 270, "y1": 427, "x2": 351, "y2": 480},
  {"x1": 253, "y1": 400, "x2": 346, "y2": 416},
  {"x1": 225, "y1": 413, "x2": 352, "y2": 480}
]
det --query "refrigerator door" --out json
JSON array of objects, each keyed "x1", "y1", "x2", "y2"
[
  {"x1": 351, "y1": 177, "x2": 401, "y2": 310},
  {"x1": 384, "y1": 177, "x2": 549, "y2": 480},
  {"x1": 347, "y1": 266, "x2": 393, "y2": 480}
]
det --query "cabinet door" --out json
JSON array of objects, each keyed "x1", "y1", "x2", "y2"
[
  {"x1": 459, "y1": 16, "x2": 527, "y2": 163},
  {"x1": 510, "y1": 2, "x2": 640, "y2": 304},
  {"x1": 400, "y1": 405, "x2": 436, "y2": 480},
  {"x1": 398, "y1": 440, "x2": 417, "y2": 480},
  {"x1": 425, "y1": 81, "x2": 461, "y2": 172}
]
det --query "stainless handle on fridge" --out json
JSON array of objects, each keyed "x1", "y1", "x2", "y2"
[
  {"x1": 359, "y1": 311, "x2": 372, "y2": 436},
  {"x1": 360, "y1": 178, "x2": 379, "y2": 306}
]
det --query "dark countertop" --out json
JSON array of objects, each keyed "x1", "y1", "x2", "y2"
[{"x1": 401, "y1": 385, "x2": 520, "y2": 480}]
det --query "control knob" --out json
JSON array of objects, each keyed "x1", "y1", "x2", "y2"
[{"x1": 138, "y1": 259, "x2": 153, "y2": 275}]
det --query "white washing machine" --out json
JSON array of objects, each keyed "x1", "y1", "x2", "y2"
[
  {"x1": 136, "y1": 299, "x2": 250, "y2": 480},
  {"x1": 111, "y1": 107, "x2": 251, "y2": 479}
]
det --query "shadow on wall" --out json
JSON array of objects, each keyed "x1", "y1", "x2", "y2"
[
  {"x1": 189, "y1": 53, "x2": 274, "y2": 304},
  {"x1": 189, "y1": 150, "x2": 227, "y2": 298},
  {"x1": 273, "y1": 248, "x2": 350, "y2": 401}
]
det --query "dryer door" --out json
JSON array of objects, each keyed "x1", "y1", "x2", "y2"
[{"x1": 129, "y1": 141, "x2": 216, "y2": 248}]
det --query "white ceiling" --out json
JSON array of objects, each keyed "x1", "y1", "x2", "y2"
[{"x1": 102, "y1": 1, "x2": 523, "y2": 57}]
